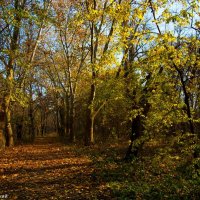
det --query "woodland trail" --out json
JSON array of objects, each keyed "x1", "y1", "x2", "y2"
[{"x1": 0, "y1": 137, "x2": 113, "y2": 200}]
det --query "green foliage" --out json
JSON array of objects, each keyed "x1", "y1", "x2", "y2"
[{"x1": 107, "y1": 181, "x2": 136, "y2": 199}]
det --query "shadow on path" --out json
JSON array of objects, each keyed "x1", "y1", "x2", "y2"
[{"x1": 0, "y1": 138, "x2": 112, "y2": 200}]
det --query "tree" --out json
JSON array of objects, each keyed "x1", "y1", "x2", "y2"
[
  {"x1": 0, "y1": 0, "x2": 51, "y2": 145},
  {"x1": 0, "y1": 0, "x2": 27, "y2": 146},
  {"x1": 82, "y1": 0, "x2": 123, "y2": 145}
]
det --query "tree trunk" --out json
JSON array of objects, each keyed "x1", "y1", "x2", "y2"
[
  {"x1": 58, "y1": 105, "x2": 65, "y2": 136},
  {"x1": 85, "y1": 112, "x2": 94, "y2": 146},
  {"x1": 56, "y1": 105, "x2": 60, "y2": 135},
  {"x1": 0, "y1": 112, "x2": 6, "y2": 149},
  {"x1": 3, "y1": 95, "x2": 14, "y2": 147},
  {"x1": 175, "y1": 67, "x2": 194, "y2": 134},
  {"x1": 85, "y1": 0, "x2": 96, "y2": 145},
  {"x1": 180, "y1": 74, "x2": 194, "y2": 134},
  {"x1": 125, "y1": 113, "x2": 142, "y2": 160},
  {"x1": 3, "y1": 63, "x2": 14, "y2": 147},
  {"x1": 124, "y1": 44, "x2": 153, "y2": 160},
  {"x1": 3, "y1": 0, "x2": 23, "y2": 147},
  {"x1": 85, "y1": 83, "x2": 95, "y2": 146},
  {"x1": 65, "y1": 94, "x2": 70, "y2": 137},
  {"x1": 69, "y1": 95, "x2": 75, "y2": 142},
  {"x1": 28, "y1": 101, "x2": 35, "y2": 140}
]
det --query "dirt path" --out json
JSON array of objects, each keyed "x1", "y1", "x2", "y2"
[{"x1": 0, "y1": 138, "x2": 112, "y2": 200}]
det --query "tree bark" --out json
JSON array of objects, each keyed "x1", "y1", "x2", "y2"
[
  {"x1": 180, "y1": 73, "x2": 194, "y2": 134},
  {"x1": 174, "y1": 65, "x2": 194, "y2": 134},
  {"x1": 85, "y1": 82, "x2": 95, "y2": 145},
  {"x1": 85, "y1": 0, "x2": 96, "y2": 145},
  {"x1": 69, "y1": 95, "x2": 75, "y2": 142},
  {"x1": 3, "y1": 0, "x2": 25, "y2": 146},
  {"x1": 28, "y1": 84, "x2": 35, "y2": 140},
  {"x1": 3, "y1": 94, "x2": 14, "y2": 146}
]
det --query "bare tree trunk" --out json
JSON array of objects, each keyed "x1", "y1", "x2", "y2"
[
  {"x1": 85, "y1": 81, "x2": 95, "y2": 145},
  {"x1": 69, "y1": 95, "x2": 75, "y2": 142},
  {"x1": 85, "y1": 3, "x2": 95, "y2": 145},
  {"x1": 65, "y1": 93, "x2": 70, "y2": 137},
  {"x1": 3, "y1": 93, "x2": 14, "y2": 146},
  {"x1": 58, "y1": 101, "x2": 65, "y2": 137},
  {"x1": 178, "y1": 70, "x2": 194, "y2": 134},
  {"x1": 0, "y1": 112, "x2": 6, "y2": 149},
  {"x1": 27, "y1": 84, "x2": 35, "y2": 141}
]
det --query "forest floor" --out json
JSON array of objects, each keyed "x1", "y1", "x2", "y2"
[
  {"x1": 0, "y1": 136, "x2": 126, "y2": 200},
  {"x1": 0, "y1": 135, "x2": 199, "y2": 200}
]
